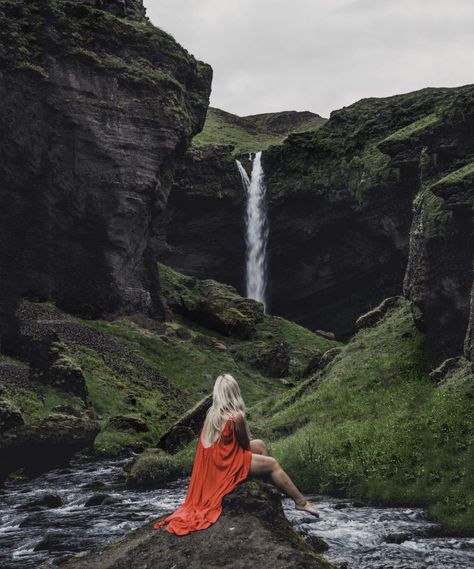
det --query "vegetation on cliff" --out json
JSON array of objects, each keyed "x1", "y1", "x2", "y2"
[
  {"x1": 193, "y1": 107, "x2": 326, "y2": 154},
  {"x1": 1, "y1": 265, "x2": 338, "y2": 465},
  {"x1": 130, "y1": 295, "x2": 473, "y2": 533},
  {"x1": 0, "y1": 0, "x2": 212, "y2": 135}
]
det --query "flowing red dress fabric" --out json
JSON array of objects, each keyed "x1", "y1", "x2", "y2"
[{"x1": 153, "y1": 416, "x2": 252, "y2": 536}]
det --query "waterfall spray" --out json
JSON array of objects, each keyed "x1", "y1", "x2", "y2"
[{"x1": 236, "y1": 151, "x2": 269, "y2": 312}]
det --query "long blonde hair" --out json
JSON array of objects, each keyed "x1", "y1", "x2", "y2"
[{"x1": 202, "y1": 374, "x2": 252, "y2": 445}]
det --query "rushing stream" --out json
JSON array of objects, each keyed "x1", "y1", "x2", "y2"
[{"x1": 0, "y1": 459, "x2": 472, "y2": 569}]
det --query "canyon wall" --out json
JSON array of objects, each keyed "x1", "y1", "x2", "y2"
[
  {"x1": 165, "y1": 87, "x2": 474, "y2": 369},
  {"x1": 0, "y1": 0, "x2": 212, "y2": 345}
]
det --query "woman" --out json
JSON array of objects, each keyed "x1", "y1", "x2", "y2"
[{"x1": 153, "y1": 373, "x2": 320, "y2": 535}]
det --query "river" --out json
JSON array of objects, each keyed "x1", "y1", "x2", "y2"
[{"x1": 0, "y1": 458, "x2": 472, "y2": 568}]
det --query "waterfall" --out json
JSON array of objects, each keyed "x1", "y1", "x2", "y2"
[{"x1": 236, "y1": 151, "x2": 269, "y2": 312}]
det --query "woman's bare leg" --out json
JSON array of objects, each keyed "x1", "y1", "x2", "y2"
[
  {"x1": 250, "y1": 439, "x2": 269, "y2": 456},
  {"x1": 248, "y1": 453, "x2": 320, "y2": 517}
]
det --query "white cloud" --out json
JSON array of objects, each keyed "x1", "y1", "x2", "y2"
[{"x1": 143, "y1": 0, "x2": 474, "y2": 117}]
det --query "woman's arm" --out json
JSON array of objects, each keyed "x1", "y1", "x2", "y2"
[{"x1": 233, "y1": 411, "x2": 251, "y2": 450}]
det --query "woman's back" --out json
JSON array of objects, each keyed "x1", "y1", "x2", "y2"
[{"x1": 153, "y1": 414, "x2": 253, "y2": 535}]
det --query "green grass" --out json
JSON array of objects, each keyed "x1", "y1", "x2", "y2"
[
  {"x1": 248, "y1": 300, "x2": 474, "y2": 533},
  {"x1": 193, "y1": 107, "x2": 326, "y2": 155},
  {"x1": 381, "y1": 112, "x2": 440, "y2": 143}
]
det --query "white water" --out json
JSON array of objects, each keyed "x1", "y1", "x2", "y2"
[{"x1": 236, "y1": 151, "x2": 269, "y2": 312}]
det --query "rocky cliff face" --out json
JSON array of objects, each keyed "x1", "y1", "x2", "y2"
[
  {"x1": 165, "y1": 86, "x2": 474, "y2": 370},
  {"x1": 0, "y1": 0, "x2": 212, "y2": 345}
]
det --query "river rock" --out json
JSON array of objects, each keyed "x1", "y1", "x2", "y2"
[
  {"x1": 61, "y1": 479, "x2": 333, "y2": 569},
  {"x1": 18, "y1": 492, "x2": 64, "y2": 511},
  {"x1": 0, "y1": 412, "x2": 100, "y2": 483}
]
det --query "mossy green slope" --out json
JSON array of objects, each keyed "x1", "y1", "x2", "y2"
[
  {"x1": 253, "y1": 298, "x2": 474, "y2": 533},
  {"x1": 193, "y1": 107, "x2": 326, "y2": 155},
  {"x1": 2, "y1": 265, "x2": 338, "y2": 459},
  {"x1": 144, "y1": 297, "x2": 474, "y2": 533}
]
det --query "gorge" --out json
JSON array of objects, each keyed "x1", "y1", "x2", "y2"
[{"x1": 0, "y1": 0, "x2": 472, "y2": 567}]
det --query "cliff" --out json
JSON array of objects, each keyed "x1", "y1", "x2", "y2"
[
  {"x1": 0, "y1": 0, "x2": 212, "y2": 346},
  {"x1": 60, "y1": 479, "x2": 333, "y2": 569},
  {"x1": 163, "y1": 85, "x2": 474, "y2": 370}
]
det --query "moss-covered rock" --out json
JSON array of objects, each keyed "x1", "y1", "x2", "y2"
[
  {"x1": 157, "y1": 394, "x2": 212, "y2": 453},
  {"x1": 62, "y1": 479, "x2": 334, "y2": 569},
  {"x1": 126, "y1": 449, "x2": 185, "y2": 488},
  {"x1": 159, "y1": 263, "x2": 264, "y2": 339},
  {"x1": 0, "y1": 411, "x2": 100, "y2": 482},
  {"x1": 0, "y1": 397, "x2": 24, "y2": 433}
]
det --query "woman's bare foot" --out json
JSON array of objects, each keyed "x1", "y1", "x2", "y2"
[{"x1": 294, "y1": 498, "x2": 320, "y2": 517}]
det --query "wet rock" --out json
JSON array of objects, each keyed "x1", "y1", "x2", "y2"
[
  {"x1": 19, "y1": 492, "x2": 64, "y2": 510},
  {"x1": 157, "y1": 394, "x2": 212, "y2": 453},
  {"x1": 84, "y1": 494, "x2": 113, "y2": 507},
  {"x1": 84, "y1": 493, "x2": 122, "y2": 507},
  {"x1": 61, "y1": 480, "x2": 333, "y2": 569},
  {"x1": 0, "y1": 412, "x2": 100, "y2": 483},
  {"x1": 0, "y1": 397, "x2": 24, "y2": 433},
  {"x1": 107, "y1": 415, "x2": 149, "y2": 433}
]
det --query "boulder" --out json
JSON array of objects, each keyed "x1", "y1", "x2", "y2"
[
  {"x1": 233, "y1": 340, "x2": 290, "y2": 378},
  {"x1": 61, "y1": 480, "x2": 334, "y2": 569},
  {"x1": 159, "y1": 263, "x2": 264, "y2": 339},
  {"x1": 0, "y1": 412, "x2": 100, "y2": 483},
  {"x1": 126, "y1": 449, "x2": 184, "y2": 489},
  {"x1": 106, "y1": 415, "x2": 149, "y2": 433},
  {"x1": 157, "y1": 394, "x2": 212, "y2": 453},
  {"x1": 0, "y1": 397, "x2": 24, "y2": 433},
  {"x1": 355, "y1": 296, "x2": 403, "y2": 330}
]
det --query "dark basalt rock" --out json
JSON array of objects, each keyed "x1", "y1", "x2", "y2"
[
  {"x1": 159, "y1": 263, "x2": 265, "y2": 339},
  {"x1": 106, "y1": 415, "x2": 149, "y2": 433},
  {"x1": 61, "y1": 480, "x2": 333, "y2": 569},
  {"x1": 161, "y1": 145, "x2": 247, "y2": 292},
  {"x1": 355, "y1": 296, "x2": 403, "y2": 330},
  {"x1": 18, "y1": 492, "x2": 64, "y2": 510},
  {"x1": 0, "y1": 412, "x2": 100, "y2": 483},
  {"x1": 0, "y1": 0, "x2": 212, "y2": 350},
  {"x1": 0, "y1": 397, "x2": 24, "y2": 433},
  {"x1": 157, "y1": 394, "x2": 212, "y2": 453},
  {"x1": 164, "y1": 86, "x2": 474, "y2": 371}
]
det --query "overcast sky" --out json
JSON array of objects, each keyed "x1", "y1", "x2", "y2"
[{"x1": 144, "y1": 0, "x2": 474, "y2": 118}]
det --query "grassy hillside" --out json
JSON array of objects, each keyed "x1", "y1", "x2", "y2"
[
  {"x1": 1, "y1": 264, "x2": 338, "y2": 457},
  {"x1": 193, "y1": 107, "x2": 326, "y2": 154},
  {"x1": 139, "y1": 296, "x2": 473, "y2": 533}
]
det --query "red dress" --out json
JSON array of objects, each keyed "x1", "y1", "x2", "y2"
[{"x1": 153, "y1": 415, "x2": 253, "y2": 536}]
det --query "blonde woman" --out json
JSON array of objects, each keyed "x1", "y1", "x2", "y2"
[{"x1": 153, "y1": 373, "x2": 320, "y2": 535}]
